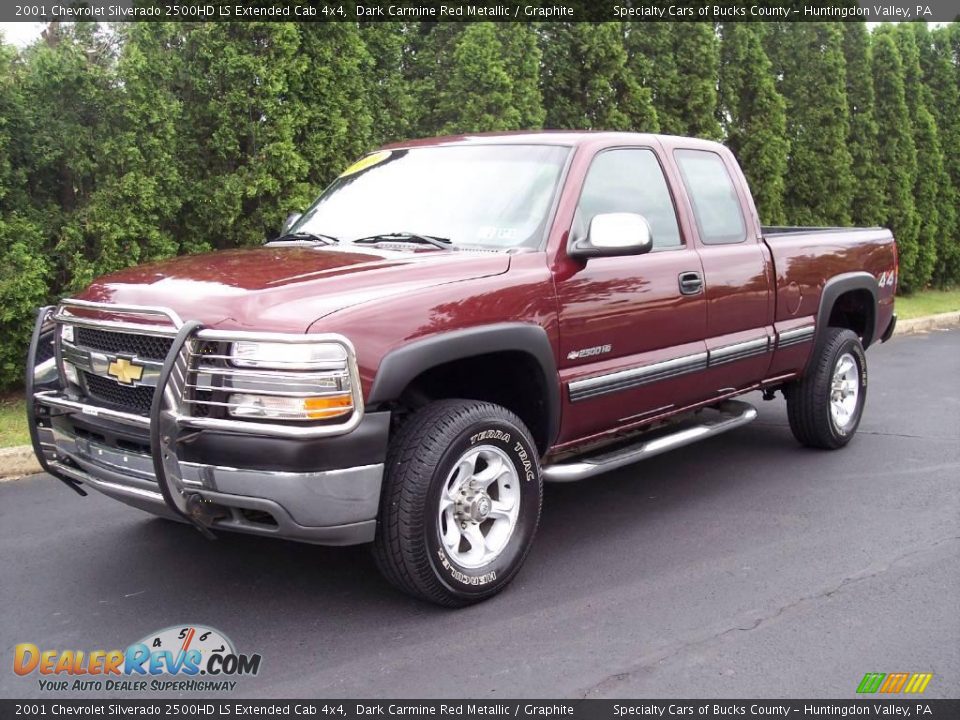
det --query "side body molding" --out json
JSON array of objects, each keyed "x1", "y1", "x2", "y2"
[
  {"x1": 815, "y1": 271, "x2": 879, "y2": 349},
  {"x1": 367, "y1": 323, "x2": 561, "y2": 449}
]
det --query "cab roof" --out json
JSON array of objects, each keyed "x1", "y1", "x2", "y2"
[{"x1": 381, "y1": 130, "x2": 726, "y2": 153}]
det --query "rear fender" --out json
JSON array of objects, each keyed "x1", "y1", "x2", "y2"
[{"x1": 813, "y1": 271, "x2": 879, "y2": 351}]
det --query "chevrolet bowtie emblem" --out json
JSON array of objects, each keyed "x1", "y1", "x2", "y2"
[{"x1": 107, "y1": 357, "x2": 144, "y2": 385}]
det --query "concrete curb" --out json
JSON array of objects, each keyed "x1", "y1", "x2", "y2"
[
  {"x1": 893, "y1": 310, "x2": 960, "y2": 336},
  {"x1": 1, "y1": 310, "x2": 958, "y2": 482},
  {"x1": 0, "y1": 445, "x2": 41, "y2": 481}
]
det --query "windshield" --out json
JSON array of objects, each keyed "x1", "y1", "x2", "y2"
[{"x1": 290, "y1": 144, "x2": 570, "y2": 250}]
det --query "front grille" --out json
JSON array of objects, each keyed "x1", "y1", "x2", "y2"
[
  {"x1": 83, "y1": 372, "x2": 156, "y2": 416},
  {"x1": 191, "y1": 390, "x2": 214, "y2": 417},
  {"x1": 75, "y1": 327, "x2": 173, "y2": 361},
  {"x1": 71, "y1": 333, "x2": 226, "y2": 419}
]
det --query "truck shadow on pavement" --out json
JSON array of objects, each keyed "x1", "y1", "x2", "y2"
[{"x1": 85, "y1": 404, "x2": 806, "y2": 619}]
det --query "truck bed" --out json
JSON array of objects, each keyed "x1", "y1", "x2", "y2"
[{"x1": 761, "y1": 226, "x2": 897, "y2": 345}]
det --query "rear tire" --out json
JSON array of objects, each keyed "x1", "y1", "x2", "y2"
[
  {"x1": 785, "y1": 327, "x2": 867, "y2": 449},
  {"x1": 373, "y1": 399, "x2": 542, "y2": 607}
]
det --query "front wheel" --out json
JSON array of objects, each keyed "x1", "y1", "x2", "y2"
[
  {"x1": 373, "y1": 400, "x2": 543, "y2": 606},
  {"x1": 785, "y1": 327, "x2": 868, "y2": 449}
]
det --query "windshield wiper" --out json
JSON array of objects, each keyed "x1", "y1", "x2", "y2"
[
  {"x1": 271, "y1": 231, "x2": 339, "y2": 246},
  {"x1": 353, "y1": 232, "x2": 454, "y2": 251}
]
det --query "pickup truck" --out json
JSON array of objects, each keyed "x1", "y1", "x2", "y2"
[{"x1": 26, "y1": 132, "x2": 897, "y2": 606}]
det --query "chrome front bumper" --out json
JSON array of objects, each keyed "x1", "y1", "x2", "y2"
[
  {"x1": 26, "y1": 304, "x2": 385, "y2": 546},
  {"x1": 35, "y1": 423, "x2": 382, "y2": 545}
]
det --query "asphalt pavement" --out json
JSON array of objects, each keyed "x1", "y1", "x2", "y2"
[{"x1": 1, "y1": 329, "x2": 957, "y2": 699}]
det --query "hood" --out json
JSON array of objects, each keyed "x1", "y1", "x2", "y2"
[{"x1": 75, "y1": 245, "x2": 510, "y2": 333}]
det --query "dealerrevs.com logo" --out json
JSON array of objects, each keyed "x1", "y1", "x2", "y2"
[{"x1": 13, "y1": 624, "x2": 262, "y2": 693}]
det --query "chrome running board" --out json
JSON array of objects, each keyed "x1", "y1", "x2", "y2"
[{"x1": 542, "y1": 400, "x2": 758, "y2": 482}]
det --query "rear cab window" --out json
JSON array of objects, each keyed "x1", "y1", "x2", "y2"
[
  {"x1": 576, "y1": 148, "x2": 683, "y2": 250},
  {"x1": 674, "y1": 149, "x2": 746, "y2": 245}
]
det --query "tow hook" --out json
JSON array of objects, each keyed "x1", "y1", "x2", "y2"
[{"x1": 184, "y1": 494, "x2": 224, "y2": 540}]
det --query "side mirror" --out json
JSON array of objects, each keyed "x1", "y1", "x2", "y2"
[
  {"x1": 569, "y1": 213, "x2": 654, "y2": 259},
  {"x1": 281, "y1": 212, "x2": 302, "y2": 235}
]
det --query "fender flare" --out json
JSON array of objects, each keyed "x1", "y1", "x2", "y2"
[
  {"x1": 814, "y1": 271, "x2": 879, "y2": 350},
  {"x1": 367, "y1": 323, "x2": 561, "y2": 449}
]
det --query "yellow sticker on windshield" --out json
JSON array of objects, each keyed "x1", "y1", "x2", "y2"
[{"x1": 339, "y1": 150, "x2": 392, "y2": 178}]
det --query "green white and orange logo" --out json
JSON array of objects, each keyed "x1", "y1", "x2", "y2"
[{"x1": 857, "y1": 672, "x2": 933, "y2": 694}]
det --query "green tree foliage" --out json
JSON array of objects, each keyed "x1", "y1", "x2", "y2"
[
  {"x1": 779, "y1": 23, "x2": 854, "y2": 226},
  {"x1": 0, "y1": 223, "x2": 49, "y2": 383},
  {"x1": 872, "y1": 33, "x2": 921, "y2": 292},
  {"x1": 294, "y1": 24, "x2": 375, "y2": 194},
  {"x1": 59, "y1": 23, "x2": 184, "y2": 290},
  {"x1": 623, "y1": 23, "x2": 673, "y2": 130},
  {"x1": 540, "y1": 23, "x2": 657, "y2": 131},
  {"x1": 407, "y1": 24, "x2": 544, "y2": 135},
  {"x1": 17, "y1": 24, "x2": 119, "y2": 289},
  {"x1": 625, "y1": 23, "x2": 719, "y2": 137},
  {"x1": 431, "y1": 23, "x2": 538, "y2": 133},
  {"x1": 360, "y1": 22, "x2": 416, "y2": 145},
  {"x1": 718, "y1": 23, "x2": 788, "y2": 224},
  {"x1": 496, "y1": 25, "x2": 545, "y2": 130},
  {"x1": 916, "y1": 24, "x2": 960, "y2": 286},
  {"x1": 892, "y1": 25, "x2": 944, "y2": 289},
  {"x1": 175, "y1": 23, "x2": 309, "y2": 250},
  {"x1": 0, "y1": 39, "x2": 48, "y2": 384},
  {"x1": 2, "y1": 20, "x2": 960, "y2": 389},
  {"x1": 665, "y1": 23, "x2": 722, "y2": 138},
  {"x1": 841, "y1": 23, "x2": 885, "y2": 227}
]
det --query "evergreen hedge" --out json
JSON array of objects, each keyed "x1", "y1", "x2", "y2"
[{"x1": 1, "y1": 21, "x2": 959, "y2": 388}]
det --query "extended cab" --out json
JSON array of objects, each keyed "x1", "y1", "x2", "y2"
[{"x1": 27, "y1": 132, "x2": 897, "y2": 605}]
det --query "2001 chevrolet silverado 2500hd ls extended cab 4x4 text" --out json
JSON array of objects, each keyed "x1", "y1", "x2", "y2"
[{"x1": 27, "y1": 132, "x2": 897, "y2": 605}]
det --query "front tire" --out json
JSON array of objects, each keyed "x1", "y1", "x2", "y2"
[
  {"x1": 785, "y1": 327, "x2": 868, "y2": 449},
  {"x1": 373, "y1": 400, "x2": 542, "y2": 606}
]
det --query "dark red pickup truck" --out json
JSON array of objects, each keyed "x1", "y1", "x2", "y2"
[{"x1": 27, "y1": 132, "x2": 897, "y2": 605}]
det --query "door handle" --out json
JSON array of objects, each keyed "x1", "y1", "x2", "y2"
[{"x1": 678, "y1": 271, "x2": 703, "y2": 295}]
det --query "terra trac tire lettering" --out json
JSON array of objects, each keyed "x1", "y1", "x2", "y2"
[{"x1": 373, "y1": 400, "x2": 543, "y2": 606}]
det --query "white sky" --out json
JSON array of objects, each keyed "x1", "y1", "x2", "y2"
[{"x1": 0, "y1": 22, "x2": 45, "y2": 48}]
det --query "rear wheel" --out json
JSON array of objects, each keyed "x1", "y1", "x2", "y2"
[
  {"x1": 785, "y1": 327, "x2": 867, "y2": 449},
  {"x1": 373, "y1": 399, "x2": 542, "y2": 606}
]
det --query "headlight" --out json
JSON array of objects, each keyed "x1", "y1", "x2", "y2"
[
  {"x1": 227, "y1": 393, "x2": 354, "y2": 421},
  {"x1": 230, "y1": 341, "x2": 347, "y2": 369},
  {"x1": 60, "y1": 324, "x2": 75, "y2": 343},
  {"x1": 222, "y1": 339, "x2": 355, "y2": 421}
]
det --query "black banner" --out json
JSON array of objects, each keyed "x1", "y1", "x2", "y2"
[
  {"x1": 2, "y1": 701, "x2": 960, "y2": 720},
  {"x1": 3, "y1": 0, "x2": 960, "y2": 24}
]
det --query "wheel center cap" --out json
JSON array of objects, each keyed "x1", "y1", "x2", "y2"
[{"x1": 456, "y1": 489, "x2": 493, "y2": 524}]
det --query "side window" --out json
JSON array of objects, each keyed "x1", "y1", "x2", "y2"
[
  {"x1": 577, "y1": 148, "x2": 682, "y2": 250},
  {"x1": 674, "y1": 149, "x2": 746, "y2": 245}
]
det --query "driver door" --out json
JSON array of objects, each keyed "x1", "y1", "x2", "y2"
[{"x1": 555, "y1": 146, "x2": 708, "y2": 443}]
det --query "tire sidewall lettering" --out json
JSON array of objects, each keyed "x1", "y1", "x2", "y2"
[
  {"x1": 831, "y1": 339, "x2": 867, "y2": 439},
  {"x1": 435, "y1": 547, "x2": 498, "y2": 587},
  {"x1": 429, "y1": 420, "x2": 540, "y2": 592},
  {"x1": 854, "y1": 344, "x2": 868, "y2": 388}
]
